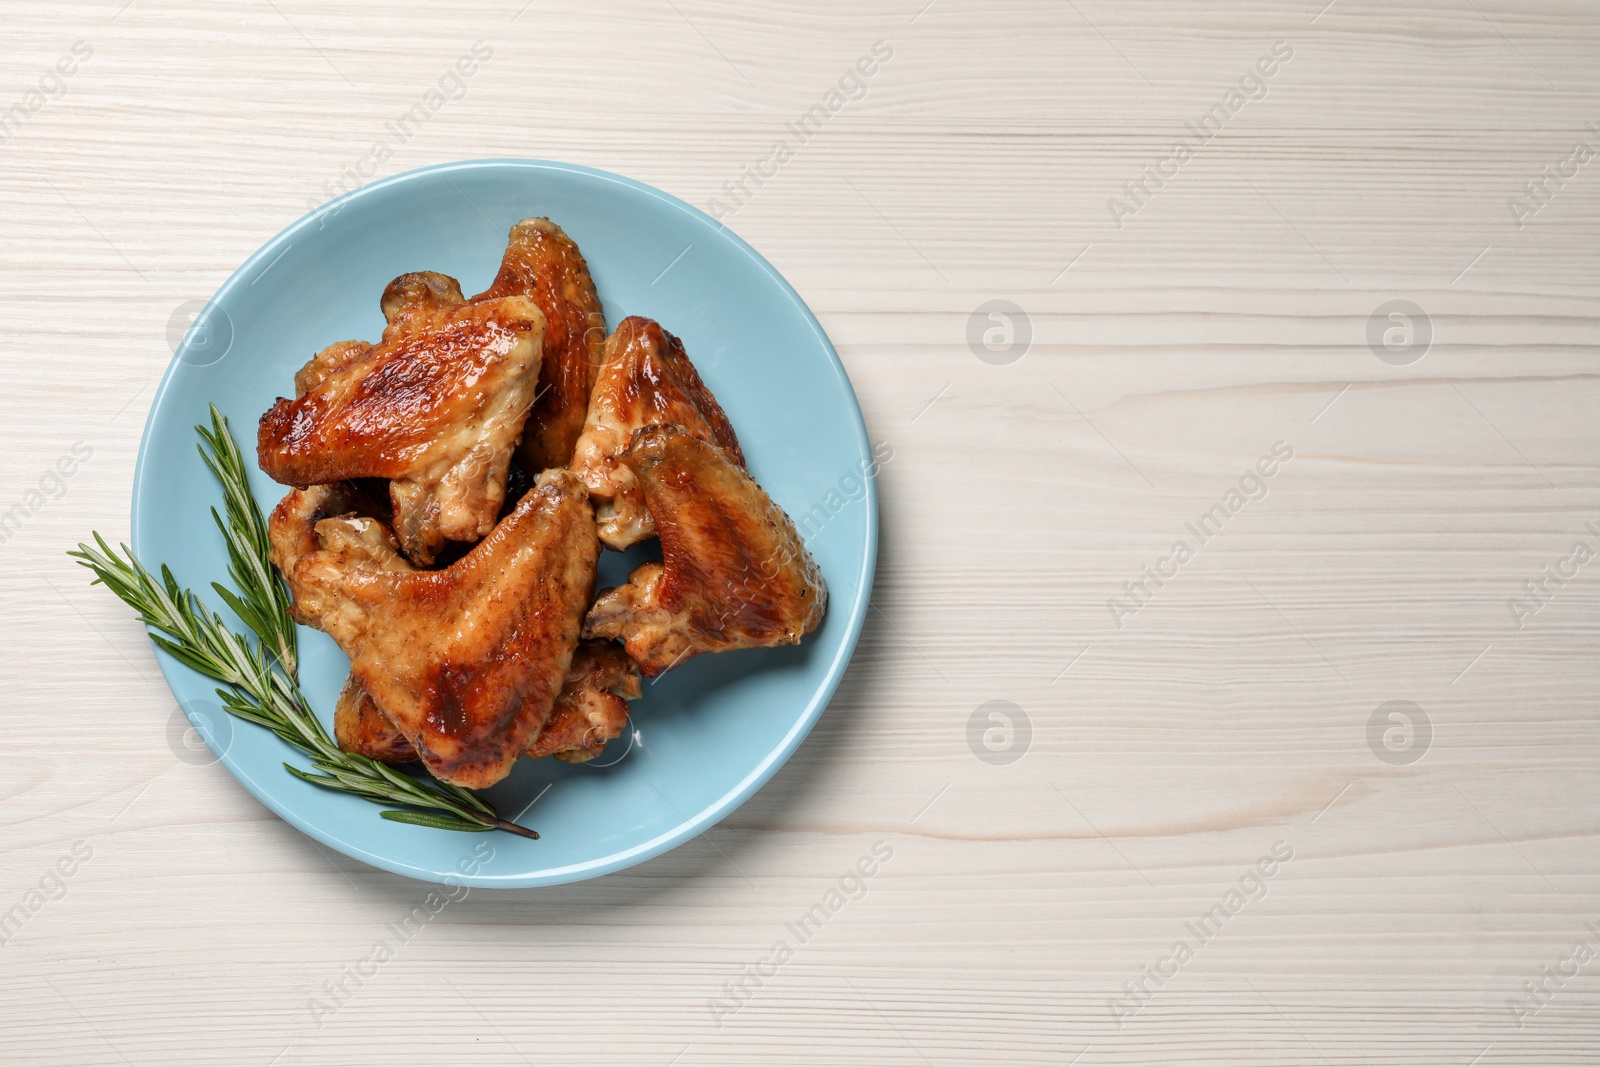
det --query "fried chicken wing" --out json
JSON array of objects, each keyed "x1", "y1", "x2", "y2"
[
  {"x1": 472, "y1": 218, "x2": 608, "y2": 472},
  {"x1": 571, "y1": 317, "x2": 743, "y2": 550},
  {"x1": 583, "y1": 426, "x2": 824, "y2": 675},
  {"x1": 269, "y1": 469, "x2": 599, "y2": 789},
  {"x1": 332, "y1": 641, "x2": 640, "y2": 766},
  {"x1": 258, "y1": 294, "x2": 546, "y2": 566}
]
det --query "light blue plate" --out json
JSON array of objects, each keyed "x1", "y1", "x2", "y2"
[{"x1": 132, "y1": 159, "x2": 877, "y2": 886}]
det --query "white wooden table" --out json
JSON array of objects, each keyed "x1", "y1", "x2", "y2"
[{"x1": 5, "y1": 1, "x2": 1598, "y2": 1063}]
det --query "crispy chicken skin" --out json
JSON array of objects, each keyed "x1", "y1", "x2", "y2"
[
  {"x1": 527, "y1": 640, "x2": 641, "y2": 763},
  {"x1": 380, "y1": 270, "x2": 466, "y2": 327},
  {"x1": 257, "y1": 294, "x2": 546, "y2": 566},
  {"x1": 293, "y1": 340, "x2": 372, "y2": 398},
  {"x1": 333, "y1": 641, "x2": 640, "y2": 766},
  {"x1": 269, "y1": 469, "x2": 599, "y2": 789},
  {"x1": 266, "y1": 481, "x2": 398, "y2": 574},
  {"x1": 583, "y1": 426, "x2": 824, "y2": 675},
  {"x1": 333, "y1": 676, "x2": 418, "y2": 765},
  {"x1": 570, "y1": 317, "x2": 743, "y2": 550},
  {"x1": 472, "y1": 218, "x2": 608, "y2": 472}
]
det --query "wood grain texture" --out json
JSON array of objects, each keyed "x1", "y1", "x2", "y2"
[{"x1": 3, "y1": 0, "x2": 1599, "y2": 1063}]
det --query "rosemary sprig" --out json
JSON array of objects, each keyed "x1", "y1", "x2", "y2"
[
  {"x1": 70, "y1": 406, "x2": 538, "y2": 841},
  {"x1": 197, "y1": 408, "x2": 298, "y2": 675}
]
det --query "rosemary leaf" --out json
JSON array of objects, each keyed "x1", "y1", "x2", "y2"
[{"x1": 380, "y1": 810, "x2": 500, "y2": 833}]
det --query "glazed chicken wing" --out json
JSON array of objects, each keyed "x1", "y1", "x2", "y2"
[
  {"x1": 472, "y1": 218, "x2": 608, "y2": 472},
  {"x1": 333, "y1": 641, "x2": 640, "y2": 766},
  {"x1": 269, "y1": 469, "x2": 598, "y2": 789},
  {"x1": 258, "y1": 293, "x2": 546, "y2": 566},
  {"x1": 583, "y1": 426, "x2": 824, "y2": 675},
  {"x1": 571, "y1": 317, "x2": 743, "y2": 550}
]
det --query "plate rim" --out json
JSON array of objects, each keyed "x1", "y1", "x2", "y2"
[{"x1": 130, "y1": 157, "x2": 878, "y2": 887}]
